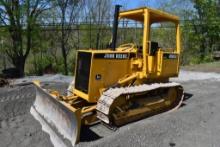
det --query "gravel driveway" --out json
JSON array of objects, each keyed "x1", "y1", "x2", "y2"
[{"x1": 0, "y1": 71, "x2": 220, "y2": 147}]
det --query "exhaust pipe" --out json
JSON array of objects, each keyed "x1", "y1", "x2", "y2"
[{"x1": 111, "y1": 5, "x2": 122, "y2": 50}]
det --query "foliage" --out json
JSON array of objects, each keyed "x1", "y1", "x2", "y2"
[
  {"x1": 53, "y1": 0, "x2": 83, "y2": 75},
  {"x1": 0, "y1": 0, "x2": 220, "y2": 76},
  {"x1": 188, "y1": 0, "x2": 220, "y2": 61},
  {"x1": 27, "y1": 54, "x2": 53, "y2": 75},
  {"x1": 0, "y1": 0, "x2": 51, "y2": 77},
  {"x1": 159, "y1": 0, "x2": 220, "y2": 65}
]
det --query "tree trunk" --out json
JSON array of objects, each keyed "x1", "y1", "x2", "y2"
[
  {"x1": 62, "y1": 43, "x2": 68, "y2": 75},
  {"x1": 96, "y1": 32, "x2": 100, "y2": 49},
  {"x1": 13, "y1": 56, "x2": 25, "y2": 77},
  {"x1": 8, "y1": 26, "x2": 26, "y2": 77},
  {"x1": 199, "y1": 41, "x2": 206, "y2": 60},
  {"x1": 61, "y1": 27, "x2": 68, "y2": 75},
  {"x1": 60, "y1": 7, "x2": 68, "y2": 75}
]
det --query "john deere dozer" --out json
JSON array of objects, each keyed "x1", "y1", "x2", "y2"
[{"x1": 31, "y1": 5, "x2": 184, "y2": 146}]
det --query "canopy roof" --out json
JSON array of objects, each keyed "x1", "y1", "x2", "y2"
[{"x1": 119, "y1": 7, "x2": 179, "y2": 24}]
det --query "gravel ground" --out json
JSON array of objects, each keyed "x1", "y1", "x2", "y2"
[
  {"x1": 0, "y1": 70, "x2": 220, "y2": 147},
  {"x1": 12, "y1": 74, "x2": 73, "y2": 85},
  {"x1": 0, "y1": 85, "x2": 53, "y2": 147},
  {"x1": 82, "y1": 80, "x2": 220, "y2": 147},
  {"x1": 182, "y1": 61, "x2": 220, "y2": 73}
]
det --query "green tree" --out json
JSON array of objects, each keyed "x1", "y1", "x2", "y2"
[
  {"x1": 191, "y1": 0, "x2": 220, "y2": 60},
  {"x1": 157, "y1": 0, "x2": 220, "y2": 64},
  {"x1": 54, "y1": 0, "x2": 82, "y2": 75},
  {"x1": 0, "y1": 0, "x2": 50, "y2": 77},
  {"x1": 83, "y1": 0, "x2": 112, "y2": 49}
]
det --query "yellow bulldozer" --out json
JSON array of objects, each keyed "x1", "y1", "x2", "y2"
[{"x1": 30, "y1": 5, "x2": 184, "y2": 146}]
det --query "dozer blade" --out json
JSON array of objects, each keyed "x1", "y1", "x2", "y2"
[{"x1": 30, "y1": 84, "x2": 81, "y2": 147}]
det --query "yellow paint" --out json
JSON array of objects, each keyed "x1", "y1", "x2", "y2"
[
  {"x1": 119, "y1": 7, "x2": 179, "y2": 23},
  {"x1": 142, "y1": 9, "x2": 149, "y2": 77},
  {"x1": 72, "y1": 7, "x2": 181, "y2": 103},
  {"x1": 32, "y1": 80, "x2": 41, "y2": 86},
  {"x1": 74, "y1": 88, "x2": 89, "y2": 100}
]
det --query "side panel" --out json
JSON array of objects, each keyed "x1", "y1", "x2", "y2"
[
  {"x1": 155, "y1": 51, "x2": 179, "y2": 77},
  {"x1": 88, "y1": 53, "x2": 132, "y2": 102},
  {"x1": 161, "y1": 52, "x2": 179, "y2": 76}
]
